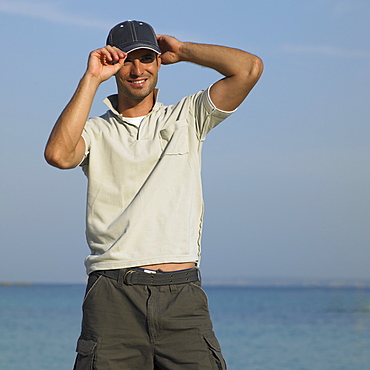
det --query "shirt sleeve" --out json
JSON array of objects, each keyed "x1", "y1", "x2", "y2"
[
  {"x1": 79, "y1": 124, "x2": 92, "y2": 167},
  {"x1": 195, "y1": 85, "x2": 236, "y2": 141}
]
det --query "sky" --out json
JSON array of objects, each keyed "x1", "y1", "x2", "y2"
[{"x1": 0, "y1": 0, "x2": 369, "y2": 284}]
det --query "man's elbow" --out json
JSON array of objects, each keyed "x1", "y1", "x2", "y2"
[
  {"x1": 246, "y1": 55, "x2": 264, "y2": 84},
  {"x1": 44, "y1": 146, "x2": 77, "y2": 170}
]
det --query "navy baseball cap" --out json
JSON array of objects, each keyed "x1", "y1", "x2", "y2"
[{"x1": 106, "y1": 20, "x2": 161, "y2": 54}]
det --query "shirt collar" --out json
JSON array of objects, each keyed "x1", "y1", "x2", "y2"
[{"x1": 103, "y1": 89, "x2": 161, "y2": 117}]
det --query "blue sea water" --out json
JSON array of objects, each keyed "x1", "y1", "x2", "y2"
[{"x1": 0, "y1": 284, "x2": 369, "y2": 370}]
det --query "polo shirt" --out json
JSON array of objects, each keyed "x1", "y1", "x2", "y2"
[{"x1": 81, "y1": 87, "x2": 234, "y2": 274}]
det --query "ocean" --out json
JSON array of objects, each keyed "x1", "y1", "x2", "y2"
[{"x1": 0, "y1": 284, "x2": 369, "y2": 369}]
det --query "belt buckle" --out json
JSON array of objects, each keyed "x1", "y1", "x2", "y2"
[{"x1": 123, "y1": 270, "x2": 135, "y2": 285}]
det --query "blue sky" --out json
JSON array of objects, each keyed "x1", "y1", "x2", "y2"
[{"x1": 1, "y1": 0, "x2": 369, "y2": 283}]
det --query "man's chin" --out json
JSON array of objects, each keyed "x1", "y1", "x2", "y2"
[
  {"x1": 129, "y1": 92, "x2": 152, "y2": 101},
  {"x1": 124, "y1": 87, "x2": 155, "y2": 101}
]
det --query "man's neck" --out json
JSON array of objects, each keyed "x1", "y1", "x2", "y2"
[{"x1": 116, "y1": 91, "x2": 156, "y2": 118}]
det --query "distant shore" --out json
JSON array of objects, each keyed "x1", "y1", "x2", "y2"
[
  {"x1": 0, "y1": 281, "x2": 32, "y2": 287},
  {"x1": 2, "y1": 279, "x2": 370, "y2": 288},
  {"x1": 203, "y1": 278, "x2": 370, "y2": 288}
]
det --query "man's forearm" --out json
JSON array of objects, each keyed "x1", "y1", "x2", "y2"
[
  {"x1": 178, "y1": 42, "x2": 257, "y2": 78},
  {"x1": 178, "y1": 42, "x2": 263, "y2": 111},
  {"x1": 44, "y1": 73, "x2": 100, "y2": 169},
  {"x1": 45, "y1": 46, "x2": 126, "y2": 169}
]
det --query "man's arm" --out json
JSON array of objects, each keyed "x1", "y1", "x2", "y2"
[
  {"x1": 157, "y1": 35, "x2": 263, "y2": 112},
  {"x1": 44, "y1": 46, "x2": 126, "y2": 169}
]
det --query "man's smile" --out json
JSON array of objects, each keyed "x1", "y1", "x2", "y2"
[{"x1": 128, "y1": 78, "x2": 148, "y2": 86}]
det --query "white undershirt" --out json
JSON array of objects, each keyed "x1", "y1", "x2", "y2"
[{"x1": 121, "y1": 115, "x2": 146, "y2": 127}]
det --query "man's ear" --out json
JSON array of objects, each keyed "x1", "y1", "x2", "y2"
[{"x1": 157, "y1": 54, "x2": 162, "y2": 70}]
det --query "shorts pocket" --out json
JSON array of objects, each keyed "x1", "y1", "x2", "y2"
[
  {"x1": 203, "y1": 332, "x2": 227, "y2": 370},
  {"x1": 190, "y1": 282, "x2": 209, "y2": 306},
  {"x1": 73, "y1": 338, "x2": 97, "y2": 370},
  {"x1": 82, "y1": 274, "x2": 103, "y2": 307}
]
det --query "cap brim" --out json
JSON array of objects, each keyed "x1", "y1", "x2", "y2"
[{"x1": 116, "y1": 43, "x2": 161, "y2": 54}]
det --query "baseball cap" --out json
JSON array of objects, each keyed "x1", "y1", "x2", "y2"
[{"x1": 106, "y1": 20, "x2": 161, "y2": 54}]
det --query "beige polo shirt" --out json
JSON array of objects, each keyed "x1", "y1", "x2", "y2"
[{"x1": 81, "y1": 87, "x2": 233, "y2": 274}]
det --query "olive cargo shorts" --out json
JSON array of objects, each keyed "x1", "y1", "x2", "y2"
[{"x1": 73, "y1": 270, "x2": 227, "y2": 369}]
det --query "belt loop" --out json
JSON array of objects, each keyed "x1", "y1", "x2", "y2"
[
  {"x1": 117, "y1": 269, "x2": 125, "y2": 286},
  {"x1": 197, "y1": 268, "x2": 202, "y2": 285}
]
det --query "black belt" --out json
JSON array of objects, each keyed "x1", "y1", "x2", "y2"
[{"x1": 94, "y1": 267, "x2": 200, "y2": 286}]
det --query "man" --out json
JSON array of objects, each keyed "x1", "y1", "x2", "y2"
[{"x1": 45, "y1": 20, "x2": 263, "y2": 369}]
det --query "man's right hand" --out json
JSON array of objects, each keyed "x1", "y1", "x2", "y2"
[{"x1": 86, "y1": 46, "x2": 127, "y2": 83}]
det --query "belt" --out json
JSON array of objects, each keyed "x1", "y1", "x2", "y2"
[{"x1": 94, "y1": 267, "x2": 200, "y2": 286}]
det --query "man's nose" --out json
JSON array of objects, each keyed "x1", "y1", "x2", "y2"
[{"x1": 130, "y1": 60, "x2": 143, "y2": 76}]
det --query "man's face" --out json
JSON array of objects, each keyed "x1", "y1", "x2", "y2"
[{"x1": 115, "y1": 49, "x2": 161, "y2": 102}]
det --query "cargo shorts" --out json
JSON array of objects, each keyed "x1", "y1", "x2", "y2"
[{"x1": 73, "y1": 268, "x2": 227, "y2": 369}]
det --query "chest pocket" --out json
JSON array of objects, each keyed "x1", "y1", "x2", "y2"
[{"x1": 159, "y1": 120, "x2": 189, "y2": 155}]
